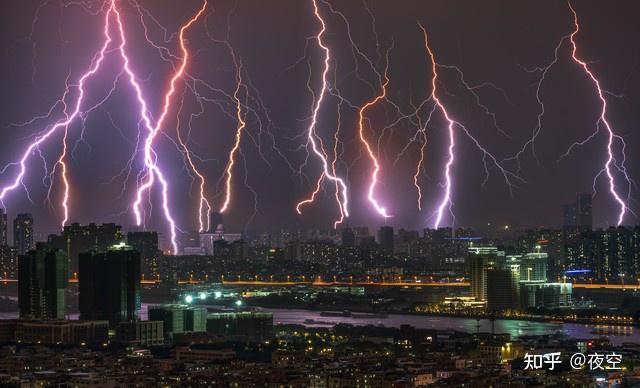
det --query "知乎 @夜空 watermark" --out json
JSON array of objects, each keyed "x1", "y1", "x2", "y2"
[{"x1": 524, "y1": 352, "x2": 622, "y2": 370}]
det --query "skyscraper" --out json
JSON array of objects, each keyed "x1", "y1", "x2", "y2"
[
  {"x1": 486, "y1": 268, "x2": 520, "y2": 312},
  {"x1": 0, "y1": 208, "x2": 7, "y2": 246},
  {"x1": 562, "y1": 204, "x2": 576, "y2": 228},
  {"x1": 18, "y1": 243, "x2": 68, "y2": 320},
  {"x1": 563, "y1": 193, "x2": 592, "y2": 230},
  {"x1": 468, "y1": 246, "x2": 504, "y2": 301},
  {"x1": 14, "y1": 213, "x2": 34, "y2": 255},
  {"x1": 377, "y1": 226, "x2": 394, "y2": 254},
  {"x1": 507, "y1": 251, "x2": 549, "y2": 283},
  {"x1": 79, "y1": 243, "x2": 141, "y2": 327},
  {"x1": 576, "y1": 193, "x2": 592, "y2": 230}
]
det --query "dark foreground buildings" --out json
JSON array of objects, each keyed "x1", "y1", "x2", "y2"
[
  {"x1": 79, "y1": 243, "x2": 141, "y2": 326},
  {"x1": 48, "y1": 223, "x2": 123, "y2": 275},
  {"x1": 18, "y1": 243, "x2": 68, "y2": 320}
]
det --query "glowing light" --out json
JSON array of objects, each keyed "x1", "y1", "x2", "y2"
[
  {"x1": 185, "y1": 295, "x2": 194, "y2": 303},
  {"x1": 358, "y1": 67, "x2": 391, "y2": 219},
  {"x1": 0, "y1": 4, "x2": 114, "y2": 222},
  {"x1": 419, "y1": 24, "x2": 455, "y2": 229},
  {"x1": 220, "y1": 57, "x2": 246, "y2": 214},
  {"x1": 567, "y1": 3, "x2": 628, "y2": 225},
  {"x1": 418, "y1": 23, "x2": 519, "y2": 228},
  {"x1": 295, "y1": 0, "x2": 350, "y2": 225},
  {"x1": 120, "y1": 0, "x2": 208, "y2": 254}
]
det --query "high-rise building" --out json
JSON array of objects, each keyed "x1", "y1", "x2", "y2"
[
  {"x1": 14, "y1": 213, "x2": 34, "y2": 255},
  {"x1": 79, "y1": 243, "x2": 140, "y2": 327},
  {"x1": 468, "y1": 246, "x2": 504, "y2": 301},
  {"x1": 148, "y1": 304, "x2": 207, "y2": 339},
  {"x1": 563, "y1": 193, "x2": 592, "y2": 230},
  {"x1": 563, "y1": 204, "x2": 576, "y2": 228},
  {"x1": 18, "y1": 243, "x2": 68, "y2": 320},
  {"x1": 520, "y1": 283, "x2": 572, "y2": 309},
  {"x1": 511, "y1": 252, "x2": 548, "y2": 283},
  {"x1": 377, "y1": 226, "x2": 394, "y2": 254},
  {"x1": 0, "y1": 208, "x2": 7, "y2": 246},
  {"x1": 127, "y1": 232, "x2": 160, "y2": 280},
  {"x1": 0, "y1": 245, "x2": 18, "y2": 279},
  {"x1": 486, "y1": 269, "x2": 520, "y2": 312},
  {"x1": 48, "y1": 223, "x2": 123, "y2": 275},
  {"x1": 209, "y1": 212, "x2": 223, "y2": 232},
  {"x1": 576, "y1": 193, "x2": 592, "y2": 230}
]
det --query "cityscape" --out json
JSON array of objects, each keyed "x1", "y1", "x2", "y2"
[{"x1": 1, "y1": 0, "x2": 640, "y2": 387}]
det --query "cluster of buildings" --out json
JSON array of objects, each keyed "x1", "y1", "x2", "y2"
[
  {"x1": 0, "y1": 211, "x2": 34, "y2": 280},
  {"x1": 0, "y1": 324, "x2": 639, "y2": 386},
  {"x1": 2, "y1": 239, "x2": 274, "y2": 348},
  {"x1": 467, "y1": 245, "x2": 573, "y2": 313}
]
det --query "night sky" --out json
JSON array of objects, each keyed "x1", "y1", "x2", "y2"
[{"x1": 0, "y1": 0, "x2": 639, "y2": 242}]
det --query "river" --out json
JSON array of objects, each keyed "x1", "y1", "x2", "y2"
[
  {"x1": 257, "y1": 308, "x2": 639, "y2": 345},
  {"x1": 2, "y1": 304, "x2": 638, "y2": 346}
]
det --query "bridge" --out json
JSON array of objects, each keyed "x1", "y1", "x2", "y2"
[{"x1": 1, "y1": 277, "x2": 639, "y2": 290}]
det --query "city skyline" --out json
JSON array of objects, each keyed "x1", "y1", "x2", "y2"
[{"x1": 0, "y1": 1, "x2": 638, "y2": 244}]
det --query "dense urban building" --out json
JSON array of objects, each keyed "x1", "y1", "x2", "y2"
[
  {"x1": 0, "y1": 245, "x2": 17, "y2": 279},
  {"x1": 127, "y1": 231, "x2": 160, "y2": 280},
  {"x1": 377, "y1": 226, "x2": 394, "y2": 254},
  {"x1": 148, "y1": 304, "x2": 207, "y2": 339},
  {"x1": 13, "y1": 213, "x2": 34, "y2": 256},
  {"x1": 18, "y1": 243, "x2": 68, "y2": 320},
  {"x1": 78, "y1": 243, "x2": 141, "y2": 326},
  {"x1": 468, "y1": 246, "x2": 504, "y2": 301},
  {"x1": 0, "y1": 208, "x2": 7, "y2": 246},
  {"x1": 48, "y1": 223, "x2": 123, "y2": 275}
]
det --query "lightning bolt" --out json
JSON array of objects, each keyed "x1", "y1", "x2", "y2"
[
  {"x1": 565, "y1": 4, "x2": 629, "y2": 225},
  {"x1": 295, "y1": 0, "x2": 350, "y2": 226},
  {"x1": 419, "y1": 24, "x2": 521, "y2": 229},
  {"x1": 506, "y1": 3, "x2": 631, "y2": 225},
  {"x1": 175, "y1": 90, "x2": 211, "y2": 233},
  {"x1": 219, "y1": 53, "x2": 246, "y2": 214},
  {"x1": 358, "y1": 67, "x2": 391, "y2": 219},
  {"x1": 0, "y1": 1, "x2": 113, "y2": 223},
  {"x1": 120, "y1": 0, "x2": 208, "y2": 254}
]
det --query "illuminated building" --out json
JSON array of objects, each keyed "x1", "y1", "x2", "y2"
[
  {"x1": 18, "y1": 243, "x2": 68, "y2": 320},
  {"x1": 78, "y1": 243, "x2": 141, "y2": 327},
  {"x1": 148, "y1": 304, "x2": 206, "y2": 340},
  {"x1": 468, "y1": 246, "x2": 504, "y2": 301},
  {"x1": 0, "y1": 245, "x2": 17, "y2": 279},
  {"x1": 13, "y1": 213, "x2": 34, "y2": 256},
  {"x1": 520, "y1": 282, "x2": 572, "y2": 309},
  {"x1": 507, "y1": 251, "x2": 548, "y2": 283}
]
